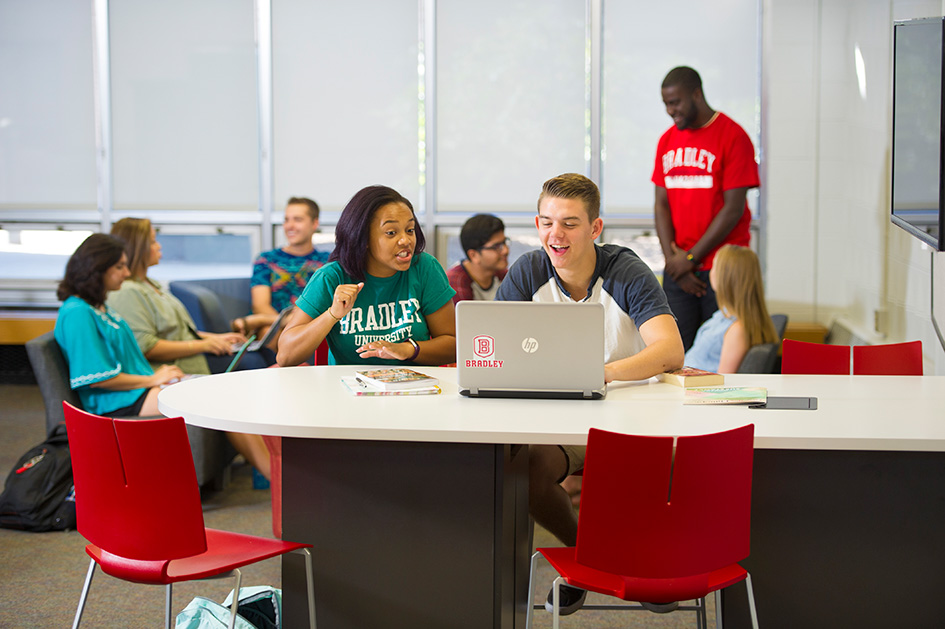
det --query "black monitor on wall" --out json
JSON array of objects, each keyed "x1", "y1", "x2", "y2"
[{"x1": 892, "y1": 17, "x2": 945, "y2": 251}]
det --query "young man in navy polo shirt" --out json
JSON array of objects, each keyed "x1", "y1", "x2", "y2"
[{"x1": 497, "y1": 173, "x2": 684, "y2": 615}]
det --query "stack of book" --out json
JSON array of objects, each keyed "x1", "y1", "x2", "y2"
[
  {"x1": 341, "y1": 368, "x2": 441, "y2": 396},
  {"x1": 683, "y1": 386, "x2": 767, "y2": 405},
  {"x1": 658, "y1": 367, "x2": 724, "y2": 387},
  {"x1": 660, "y1": 367, "x2": 767, "y2": 405}
]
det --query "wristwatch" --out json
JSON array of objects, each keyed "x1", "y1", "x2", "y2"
[{"x1": 406, "y1": 337, "x2": 420, "y2": 361}]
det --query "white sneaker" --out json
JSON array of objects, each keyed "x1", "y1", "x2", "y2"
[{"x1": 545, "y1": 584, "x2": 587, "y2": 615}]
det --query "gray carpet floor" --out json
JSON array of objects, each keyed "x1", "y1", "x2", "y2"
[{"x1": 0, "y1": 384, "x2": 713, "y2": 628}]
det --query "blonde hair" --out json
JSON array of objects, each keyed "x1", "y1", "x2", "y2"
[
  {"x1": 713, "y1": 245, "x2": 778, "y2": 347},
  {"x1": 110, "y1": 218, "x2": 153, "y2": 278}
]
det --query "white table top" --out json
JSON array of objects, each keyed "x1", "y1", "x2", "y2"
[{"x1": 157, "y1": 367, "x2": 945, "y2": 452}]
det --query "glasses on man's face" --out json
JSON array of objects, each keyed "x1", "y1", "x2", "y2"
[{"x1": 479, "y1": 237, "x2": 510, "y2": 252}]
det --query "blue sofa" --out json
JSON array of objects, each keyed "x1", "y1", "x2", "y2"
[
  {"x1": 169, "y1": 277, "x2": 253, "y2": 334},
  {"x1": 169, "y1": 277, "x2": 274, "y2": 372}
]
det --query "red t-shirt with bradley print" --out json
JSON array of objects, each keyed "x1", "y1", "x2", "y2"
[{"x1": 652, "y1": 112, "x2": 759, "y2": 269}]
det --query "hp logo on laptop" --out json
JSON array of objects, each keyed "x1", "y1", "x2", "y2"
[{"x1": 521, "y1": 337, "x2": 539, "y2": 353}]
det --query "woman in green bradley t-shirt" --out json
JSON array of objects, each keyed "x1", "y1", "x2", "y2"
[{"x1": 278, "y1": 186, "x2": 456, "y2": 367}]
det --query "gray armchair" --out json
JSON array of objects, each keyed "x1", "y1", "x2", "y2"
[
  {"x1": 25, "y1": 331, "x2": 235, "y2": 489},
  {"x1": 24, "y1": 331, "x2": 82, "y2": 431},
  {"x1": 736, "y1": 313, "x2": 789, "y2": 374},
  {"x1": 771, "y1": 313, "x2": 789, "y2": 340},
  {"x1": 736, "y1": 342, "x2": 780, "y2": 374}
]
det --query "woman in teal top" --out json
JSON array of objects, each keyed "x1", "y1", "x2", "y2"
[
  {"x1": 279, "y1": 185, "x2": 456, "y2": 367},
  {"x1": 54, "y1": 234, "x2": 184, "y2": 416}
]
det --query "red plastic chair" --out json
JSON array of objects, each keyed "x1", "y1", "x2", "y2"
[
  {"x1": 853, "y1": 340, "x2": 923, "y2": 375},
  {"x1": 781, "y1": 339, "x2": 851, "y2": 374},
  {"x1": 527, "y1": 425, "x2": 759, "y2": 629},
  {"x1": 63, "y1": 403, "x2": 317, "y2": 629}
]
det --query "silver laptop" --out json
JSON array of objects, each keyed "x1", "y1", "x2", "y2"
[{"x1": 456, "y1": 301, "x2": 606, "y2": 399}]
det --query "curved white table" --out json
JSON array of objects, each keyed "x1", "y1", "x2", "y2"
[
  {"x1": 159, "y1": 367, "x2": 945, "y2": 448},
  {"x1": 160, "y1": 369, "x2": 945, "y2": 629}
]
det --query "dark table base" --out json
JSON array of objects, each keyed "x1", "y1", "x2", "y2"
[
  {"x1": 724, "y1": 449, "x2": 945, "y2": 628},
  {"x1": 281, "y1": 438, "x2": 530, "y2": 628}
]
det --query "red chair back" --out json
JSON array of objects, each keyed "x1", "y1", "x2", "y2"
[
  {"x1": 576, "y1": 424, "x2": 754, "y2": 579},
  {"x1": 315, "y1": 340, "x2": 329, "y2": 366},
  {"x1": 63, "y1": 402, "x2": 207, "y2": 561},
  {"x1": 852, "y1": 340, "x2": 923, "y2": 375},
  {"x1": 781, "y1": 339, "x2": 850, "y2": 374}
]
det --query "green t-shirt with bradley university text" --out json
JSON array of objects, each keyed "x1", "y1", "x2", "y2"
[{"x1": 295, "y1": 252, "x2": 455, "y2": 366}]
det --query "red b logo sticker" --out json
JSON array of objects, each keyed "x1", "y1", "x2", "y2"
[{"x1": 474, "y1": 335, "x2": 495, "y2": 358}]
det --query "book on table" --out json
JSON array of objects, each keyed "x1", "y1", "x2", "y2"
[
  {"x1": 353, "y1": 367, "x2": 439, "y2": 391},
  {"x1": 683, "y1": 386, "x2": 767, "y2": 405},
  {"x1": 341, "y1": 376, "x2": 441, "y2": 396},
  {"x1": 658, "y1": 367, "x2": 724, "y2": 387}
]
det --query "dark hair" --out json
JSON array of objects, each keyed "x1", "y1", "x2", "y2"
[
  {"x1": 57, "y1": 234, "x2": 128, "y2": 307},
  {"x1": 287, "y1": 197, "x2": 320, "y2": 221},
  {"x1": 460, "y1": 214, "x2": 505, "y2": 258},
  {"x1": 110, "y1": 217, "x2": 152, "y2": 278},
  {"x1": 329, "y1": 186, "x2": 425, "y2": 281},
  {"x1": 662, "y1": 66, "x2": 702, "y2": 94},
  {"x1": 537, "y1": 173, "x2": 601, "y2": 222}
]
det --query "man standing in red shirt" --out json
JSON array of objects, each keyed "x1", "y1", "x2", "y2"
[{"x1": 652, "y1": 66, "x2": 760, "y2": 350}]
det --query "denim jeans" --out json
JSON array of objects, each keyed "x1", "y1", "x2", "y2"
[{"x1": 662, "y1": 270, "x2": 718, "y2": 352}]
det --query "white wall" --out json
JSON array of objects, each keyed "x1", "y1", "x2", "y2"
[{"x1": 764, "y1": 0, "x2": 945, "y2": 374}]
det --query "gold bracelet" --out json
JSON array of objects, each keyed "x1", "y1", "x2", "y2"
[{"x1": 327, "y1": 309, "x2": 342, "y2": 321}]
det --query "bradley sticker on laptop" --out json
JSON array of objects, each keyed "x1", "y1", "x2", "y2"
[{"x1": 469, "y1": 334, "x2": 503, "y2": 368}]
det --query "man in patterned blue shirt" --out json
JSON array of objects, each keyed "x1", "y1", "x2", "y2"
[{"x1": 251, "y1": 197, "x2": 330, "y2": 317}]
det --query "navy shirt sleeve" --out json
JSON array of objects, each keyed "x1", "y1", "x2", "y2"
[{"x1": 495, "y1": 250, "x2": 545, "y2": 301}]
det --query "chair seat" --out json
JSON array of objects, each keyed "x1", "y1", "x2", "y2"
[
  {"x1": 88, "y1": 528, "x2": 311, "y2": 584},
  {"x1": 539, "y1": 546, "x2": 748, "y2": 602}
]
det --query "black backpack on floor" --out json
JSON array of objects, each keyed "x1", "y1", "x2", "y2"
[{"x1": 0, "y1": 423, "x2": 76, "y2": 532}]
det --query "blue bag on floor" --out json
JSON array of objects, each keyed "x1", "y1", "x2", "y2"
[{"x1": 176, "y1": 586, "x2": 281, "y2": 629}]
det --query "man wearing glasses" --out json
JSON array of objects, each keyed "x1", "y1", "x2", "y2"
[{"x1": 446, "y1": 213, "x2": 510, "y2": 303}]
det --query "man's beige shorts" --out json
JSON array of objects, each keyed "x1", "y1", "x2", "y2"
[{"x1": 559, "y1": 445, "x2": 586, "y2": 479}]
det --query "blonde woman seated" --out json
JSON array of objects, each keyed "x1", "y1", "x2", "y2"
[
  {"x1": 683, "y1": 244, "x2": 778, "y2": 373},
  {"x1": 106, "y1": 218, "x2": 272, "y2": 479}
]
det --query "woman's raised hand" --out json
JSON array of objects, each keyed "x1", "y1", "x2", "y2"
[{"x1": 329, "y1": 282, "x2": 364, "y2": 320}]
